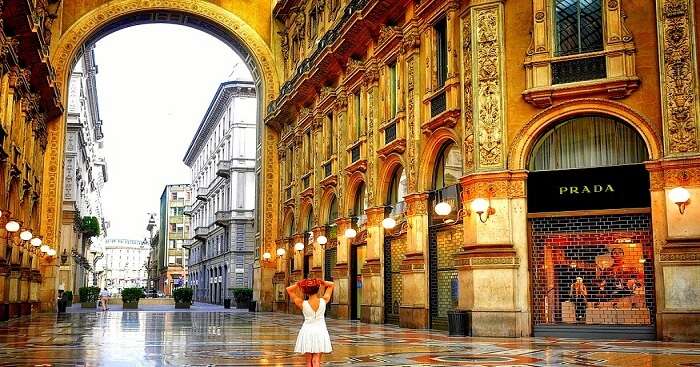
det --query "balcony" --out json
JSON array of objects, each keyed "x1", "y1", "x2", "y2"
[
  {"x1": 183, "y1": 205, "x2": 193, "y2": 216},
  {"x1": 194, "y1": 226, "x2": 209, "y2": 240},
  {"x1": 216, "y1": 160, "x2": 232, "y2": 179},
  {"x1": 345, "y1": 138, "x2": 367, "y2": 174},
  {"x1": 215, "y1": 210, "x2": 233, "y2": 226},
  {"x1": 196, "y1": 187, "x2": 208, "y2": 201}
]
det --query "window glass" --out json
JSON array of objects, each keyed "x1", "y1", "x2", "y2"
[
  {"x1": 433, "y1": 143, "x2": 463, "y2": 189},
  {"x1": 389, "y1": 62, "x2": 398, "y2": 118},
  {"x1": 556, "y1": 0, "x2": 603, "y2": 55},
  {"x1": 434, "y1": 18, "x2": 448, "y2": 87},
  {"x1": 387, "y1": 167, "x2": 407, "y2": 205}
]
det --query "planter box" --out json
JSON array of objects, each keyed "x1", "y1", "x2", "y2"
[
  {"x1": 236, "y1": 300, "x2": 250, "y2": 309},
  {"x1": 122, "y1": 302, "x2": 139, "y2": 309},
  {"x1": 81, "y1": 302, "x2": 97, "y2": 309},
  {"x1": 175, "y1": 302, "x2": 191, "y2": 309}
]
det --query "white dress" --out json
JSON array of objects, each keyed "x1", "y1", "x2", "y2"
[{"x1": 294, "y1": 299, "x2": 332, "y2": 354}]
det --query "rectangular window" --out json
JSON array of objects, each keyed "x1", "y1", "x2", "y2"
[
  {"x1": 354, "y1": 92, "x2": 361, "y2": 140},
  {"x1": 170, "y1": 223, "x2": 177, "y2": 232},
  {"x1": 555, "y1": 0, "x2": 603, "y2": 56},
  {"x1": 326, "y1": 112, "x2": 334, "y2": 158},
  {"x1": 434, "y1": 18, "x2": 448, "y2": 88},
  {"x1": 305, "y1": 131, "x2": 312, "y2": 171},
  {"x1": 171, "y1": 192, "x2": 178, "y2": 200},
  {"x1": 389, "y1": 62, "x2": 398, "y2": 119},
  {"x1": 171, "y1": 240, "x2": 177, "y2": 249}
]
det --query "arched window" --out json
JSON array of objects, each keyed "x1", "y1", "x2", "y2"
[
  {"x1": 284, "y1": 215, "x2": 295, "y2": 237},
  {"x1": 327, "y1": 194, "x2": 338, "y2": 224},
  {"x1": 433, "y1": 143, "x2": 462, "y2": 190},
  {"x1": 529, "y1": 115, "x2": 648, "y2": 171},
  {"x1": 304, "y1": 207, "x2": 313, "y2": 232},
  {"x1": 386, "y1": 167, "x2": 407, "y2": 206},
  {"x1": 353, "y1": 182, "x2": 367, "y2": 217}
]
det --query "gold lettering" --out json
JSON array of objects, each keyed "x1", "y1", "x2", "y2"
[
  {"x1": 594, "y1": 184, "x2": 603, "y2": 193},
  {"x1": 570, "y1": 186, "x2": 579, "y2": 194},
  {"x1": 605, "y1": 184, "x2": 614, "y2": 192},
  {"x1": 559, "y1": 187, "x2": 568, "y2": 195},
  {"x1": 581, "y1": 186, "x2": 591, "y2": 194}
]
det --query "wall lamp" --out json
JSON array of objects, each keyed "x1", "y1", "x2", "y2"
[
  {"x1": 317, "y1": 234, "x2": 328, "y2": 249},
  {"x1": 294, "y1": 241, "x2": 305, "y2": 253},
  {"x1": 669, "y1": 187, "x2": 691, "y2": 214},
  {"x1": 276, "y1": 247, "x2": 286, "y2": 258},
  {"x1": 344, "y1": 217, "x2": 358, "y2": 238},
  {"x1": 468, "y1": 198, "x2": 495, "y2": 223},
  {"x1": 262, "y1": 251, "x2": 272, "y2": 262}
]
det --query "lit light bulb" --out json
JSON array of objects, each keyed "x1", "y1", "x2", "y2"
[
  {"x1": 276, "y1": 248, "x2": 286, "y2": 257},
  {"x1": 434, "y1": 202, "x2": 452, "y2": 216},
  {"x1": 382, "y1": 217, "x2": 396, "y2": 229},
  {"x1": 317, "y1": 235, "x2": 328, "y2": 245},
  {"x1": 19, "y1": 230, "x2": 33, "y2": 241},
  {"x1": 40, "y1": 244, "x2": 50, "y2": 253},
  {"x1": 294, "y1": 242, "x2": 304, "y2": 252},
  {"x1": 47, "y1": 249, "x2": 57, "y2": 257},
  {"x1": 5, "y1": 220, "x2": 20, "y2": 233},
  {"x1": 470, "y1": 198, "x2": 489, "y2": 214},
  {"x1": 669, "y1": 187, "x2": 690, "y2": 204},
  {"x1": 30, "y1": 237, "x2": 42, "y2": 247},
  {"x1": 344, "y1": 228, "x2": 357, "y2": 238},
  {"x1": 262, "y1": 252, "x2": 272, "y2": 261}
]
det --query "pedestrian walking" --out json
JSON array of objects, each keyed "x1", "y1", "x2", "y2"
[
  {"x1": 286, "y1": 278, "x2": 334, "y2": 367},
  {"x1": 99, "y1": 288, "x2": 111, "y2": 311}
]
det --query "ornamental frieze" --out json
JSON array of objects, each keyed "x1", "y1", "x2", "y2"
[{"x1": 462, "y1": 13, "x2": 474, "y2": 173}]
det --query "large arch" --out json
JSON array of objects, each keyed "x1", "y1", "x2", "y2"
[
  {"x1": 508, "y1": 99, "x2": 663, "y2": 171},
  {"x1": 378, "y1": 154, "x2": 406, "y2": 205},
  {"x1": 39, "y1": 0, "x2": 281, "y2": 309}
]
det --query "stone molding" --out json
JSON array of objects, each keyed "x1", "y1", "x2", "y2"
[{"x1": 646, "y1": 156, "x2": 700, "y2": 191}]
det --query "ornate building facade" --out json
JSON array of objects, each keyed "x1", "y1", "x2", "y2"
[
  {"x1": 261, "y1": 0, "x2": 700, "y2": 341},
  {"x1": 158, "y1": 184, "x2": 191, "y2": 296},
  {"x1": 0, "y1": 0, "x2": 63, "y2": 321},
  {"x1": 59, "y1": 46, "x2": 107, "y2": 296},
  {"x1": 102, "y1": 238, "x2": 150, "y2": 293},
  {"x1": 184, "y1": 81, "x2": 257, "y2": 305}
]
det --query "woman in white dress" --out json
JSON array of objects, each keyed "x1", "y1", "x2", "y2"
[{"x1": 286, "y1": 278, "x2": 334, "y2": 367}]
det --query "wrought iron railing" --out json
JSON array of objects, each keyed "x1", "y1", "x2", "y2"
[
  {"x1": 430, "y1": 90, "x2": 447, "y2": 118},
  {"x1": 385, "y1": 122, "x2": 397, "y2": 145},
  {"x1": 552, "y1": 56, "x2": 606, "y2": 85}
]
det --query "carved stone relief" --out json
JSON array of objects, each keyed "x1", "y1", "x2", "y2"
[
  {"x1": 659, "y1": 0, "x2": 699, "y2": 154},
  {"x1": 462, "y1": 12, "x2": 474, "y2": 172}
]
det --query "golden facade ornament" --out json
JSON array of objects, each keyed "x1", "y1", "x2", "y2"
[
  {"x1": 405, "y1": 193, "x2": 428, "y2": 217},
  {"x1": 474, "y1": 6, "x2": 504, "y2": 169},
  {"x1": 462, "y1": 12, "x2": 474, "y2": 173},
  {"x1": 658, "y1": 0, "x2": 699, "y2": 154}
]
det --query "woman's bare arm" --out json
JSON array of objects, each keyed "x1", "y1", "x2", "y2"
[
  {"x1": 321, "y1": 280, "x2": 334, "y2": 303},
  {"x1": 286, "y1": 283, "x2": 303, "y2": 308}
]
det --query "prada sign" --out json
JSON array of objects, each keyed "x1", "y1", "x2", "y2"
[{"x1": 528, "y1": 165, "x2": 650, "y2": 213}]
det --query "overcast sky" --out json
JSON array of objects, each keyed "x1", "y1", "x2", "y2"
[{"x1": 93, "y1": 24, "x2": 251, "y2": 240}]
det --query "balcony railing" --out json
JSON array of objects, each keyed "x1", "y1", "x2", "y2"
[
  {"x1": 384, "y1": 122, "x2": 397, "y2": 145},
  {"x1": 430, "y1": 90, "x2": 447, "y2": 118},
  {"x1": 215, "y1": 210, "x2": 233, "y2": 226},
  {"x1": 552, "y1": 55, "x2": 606, "y2": 85},
  {"x1": 194, "y1": 226, "x2": 209, "y2": 240},
  {"x1": 196, "y1": 187, "x2": 208, "y2": 201},
  {"x1": 216, "y1": 160, "x2": 232, "y2": 179},
  {"x1": 351, "y1": 145, "x2": 361, "y2": 163}
]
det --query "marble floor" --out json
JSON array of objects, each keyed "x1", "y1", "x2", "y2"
[{"x1": 0, "y1": 310, "x2": 698, "y2": 366}]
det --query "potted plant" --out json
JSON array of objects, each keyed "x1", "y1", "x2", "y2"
[
  {"x1": 64, "y1": 291, "x2": 73, "y2": 307},
  {"x1": 173, "y1": 287, "x2": 193, "y2": 309},
  {"x1": 121, "y1": 287, "x2": 145, "y2": 309},
  {"x1": 80, "y1": 216, "x2": 101, "y2": 238},
  {"x1": 79, "y1": 286, "x2": 100, "y2": 308},
  {"x1": 231, "y1": 288, "x2": 253, "y2": 309}
]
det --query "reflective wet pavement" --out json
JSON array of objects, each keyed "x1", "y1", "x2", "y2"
[{"x1": 0, "y1": 310, "x2": 699, "y2": 366}]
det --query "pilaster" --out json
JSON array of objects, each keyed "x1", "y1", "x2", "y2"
[
  {"x1": 310, "y1": 226, "x2": 324, "y2": 279},
  {"x1": 399, "y1": 192, "x2": 429, "y2": 328},
  {"x1": 362, "y1": 207, "x2": 385, "y2": 324},
  {"x1": 333, "y1": 217, "x2": 351, "y2": 319}
]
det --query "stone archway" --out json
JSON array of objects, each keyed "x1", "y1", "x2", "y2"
[{"x1": 39, "y1": 0, "x2": 280, "y2": 310}]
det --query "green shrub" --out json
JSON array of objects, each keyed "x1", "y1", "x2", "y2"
[
  {"x1": 231, "y1": 288, "x2": 253, "y2": 303},
  {"x1": 79, "y1": 286, "x2": 100, "y2": 303},
  {"x1": 172, "y1": 287, "x2": 193, "y2": 304},
  {"x1": 121, "y1": 287, "x2": 145, "y2": 304},
  {"x1": 64, "y1": 290, "x2": 73, "y2": 301},
  {"x1": 80, "y1": 216, "x2": 101, "y2": 238}
]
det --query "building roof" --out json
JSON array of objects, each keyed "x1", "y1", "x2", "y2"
[{"x1": 183, "y1": 80, "x2": 256, "y2": 165}]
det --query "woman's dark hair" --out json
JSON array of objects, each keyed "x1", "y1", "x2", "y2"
[{"x1": 298, "y1": 278, "x2": 321, "y2": 296}]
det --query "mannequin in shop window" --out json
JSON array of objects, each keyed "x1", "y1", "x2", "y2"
[{"x1": 569, "y1": 277, "x2": 588, "y2": 322}]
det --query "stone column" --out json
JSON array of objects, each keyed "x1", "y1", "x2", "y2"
[
  {"x1": 0, "y1": 232, "x2": 8, "y2": 321},
  {"x1": 272, "y1": 238, "x2": 289, "y2": 313},
  {"x1": 8, "y1": 243, "x2": 20, "y2": 318},
  {"x1": 30, "y1": 254, "x2": 40, "y2": 311},
  {"x1": 310, "y1": 226, "x2": 324, "y2": 280},
  {"x1": 19, "y1": 247, "x2": 30, "y2": 315},
  {"x1": 333, "y1": 217, "x2": 351, "y2": 319},
  {"x1": 362, "y1": 206, "x2": 385, "y2": 323},
  {"x1": 400, "y1": 193, "x2": 429, "y2": 328},
  {"x1": 456, "y1": 171, "x2": 529, "y2": 337}
]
